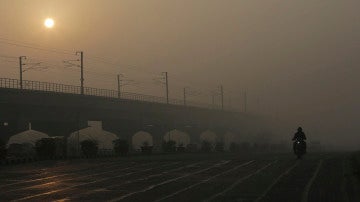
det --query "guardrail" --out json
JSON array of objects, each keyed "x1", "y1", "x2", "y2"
[{"x1": 0, "y1": 77, "x2": 219, "y2": 110}]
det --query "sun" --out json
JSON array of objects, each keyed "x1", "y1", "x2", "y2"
[{"x1": 44, "y1": 18, "x2": 55, "y2": 28}]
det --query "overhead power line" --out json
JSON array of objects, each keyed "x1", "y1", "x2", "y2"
[
  {"x1": 0, "y1": 37, "x2": 207, "y2": 90},
  {"x1": 0, "y1": 40, "x2": 73, "y2": 55},
  {"x1": 0, "y1": 36, "x2": 74, "y2": 55},
  {"x1": 0, "y1": 36, "x2": 231, "y2": 108},
  {"x1": 0, "y1": 54, "x2": 18, "y2": 59}
]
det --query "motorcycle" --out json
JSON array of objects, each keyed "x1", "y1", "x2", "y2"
[{"x1": 294, "y1": 140, "x2": 306, "y2": 159}]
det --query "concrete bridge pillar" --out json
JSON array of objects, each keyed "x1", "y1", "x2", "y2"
[
  {"x1": 0, "y1": 121, "x2": 22, "y2": 144},
  {"x1": 181, "y1": 125, "x2": 202, "y2": 146},
  {"x1": 16, "y1": 117, "x2": 29, "y2": 133},
  {"x1": 213, "y1": 127, "x2": 228, "y2": 143},
  {"x1": 142, "y1": 123, "x2": 169, "y2": 152},
  {"x1": 31, "y1": 121, "x2": 88, "y2": 137},
  {"x1": 103, "y1": 120, "x2": 172, "y2": 153},
  {"x1": 0, "y1": 117, "x2": 28, "y2": 144},
  {"x1": 102, "y1": 119, "x2": 142, "y2": 152}
]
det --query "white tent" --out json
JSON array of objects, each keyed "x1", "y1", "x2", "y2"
[
  {"x1": 7, "y1": 123, "x2": 49, "y2": 147},
  {"x1": 67, "y1": 121, "x2": 118, "y2": 156}
]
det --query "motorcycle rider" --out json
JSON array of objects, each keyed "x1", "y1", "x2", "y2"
[{"x1": 292, "y1": 127, "x2": 307, "y2": 153}]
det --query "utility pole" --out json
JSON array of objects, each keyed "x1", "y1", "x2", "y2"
[
  {"x1": 220, "y1": 85, "x2": 224, "y2": 110},
  {"x1": 19, "y1": 56, "x2": 26, "y2": 89},
  {"x1": 76, "y1": 51, "x2": 84, "y2": 95},
  {"x1": 183, "y1": 87, "x2": 187, "y2": 106},
  {"x1": 162, "y1": 72, "x2": 169, "y2": 104},
  {"x1": 117, "y1": 74, "x2": 121, "y2": 98}
]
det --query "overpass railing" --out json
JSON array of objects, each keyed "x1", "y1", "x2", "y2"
[{"x1": 0, "y1": 77, "x2": 219, "y2": 110}]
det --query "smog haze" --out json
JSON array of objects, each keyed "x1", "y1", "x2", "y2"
[{"x1": 1, "y1": 0, "x2": 359, "y2": 150}]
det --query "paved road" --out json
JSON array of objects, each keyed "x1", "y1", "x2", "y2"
[{"x1": 0, "y1": 153, "x2": 358, "y2": 202}]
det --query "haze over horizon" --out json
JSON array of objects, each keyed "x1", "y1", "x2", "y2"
[{"x1": 1, "y1": 0, "x2": 359, "y2": 150}]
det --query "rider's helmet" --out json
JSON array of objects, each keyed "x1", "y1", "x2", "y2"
[{"x1": 297, "y1": 127, "x2": 303, "y2": 132}]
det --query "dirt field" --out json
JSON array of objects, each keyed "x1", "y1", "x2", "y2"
[{"x1": 0, "y1": 152, "x2": 359, "y2": 202}]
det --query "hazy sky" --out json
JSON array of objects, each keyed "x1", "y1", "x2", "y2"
[{"x1": 1, "y1": 0, "x2": 359, "y2": 149}]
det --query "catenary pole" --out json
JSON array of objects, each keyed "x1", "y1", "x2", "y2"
[
  {"x1": 162, "y1": 72, "x2": 169, "y2": 104},
  {"x1": 19, "y1": 56, "x2": 26, "y2": 89},
  {"x1": 76, "y1": 51, "x2": 84, "y2": 95}
]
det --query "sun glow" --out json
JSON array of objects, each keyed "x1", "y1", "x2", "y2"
[{"x1": 44, "y1": 18, "x2": 55, "y2": 28}]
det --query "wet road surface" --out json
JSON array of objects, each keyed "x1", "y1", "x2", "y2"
[{"x1": 0, "y1": 153, "x2": 357, "y2": 202}]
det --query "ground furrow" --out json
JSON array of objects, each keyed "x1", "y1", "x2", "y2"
[
  {"x1": 11, "y1": 162, "x2": 180, "y2": 201},
  {"x1": 254, "y1": 161, "x2": 300, "y2": 202},
  {"x1": 0, "y1": 160, "x2": 135, "y2": 189},
  {"x1": 204, "y1": 161, "x2": 276, "y2": 202},
  {"x1": 107, "y1": 160, "x2": 231, "y2": 202},
  {"x1": 301, "y1": 159, "x2": 323, "y2": 202},
  {"x1": 2, "y1": 162, "x2": 153, "y2": 193},
  {"x1": 154, "y1": 160, "x2": 255, "y2": 202},
  {"x1": 63, "y1": 161, "x2": 207, "y2": 201}
]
